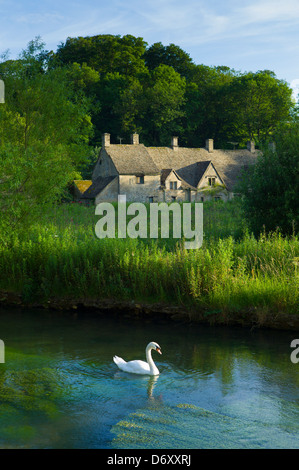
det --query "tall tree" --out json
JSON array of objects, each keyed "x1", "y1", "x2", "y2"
[
  {"x1": 237, "y1": 119, "x2": 299, "y2": 235},
  {"x1": 181, "y1": 65, "x2": 237, "y2": 147},
  {"x1": 0, "y1": 39, "x2": 93, "y2": 242},
  {"x1": 52, "y1": 34, "x2": 294, "y2": 149},
  {"x1": 143, "y1": 42, "x2": 195, "y2": 78},
  {"x1": 225, "y1": 71, "x2": 293, "y2": 144},
  {"x1": 138, "y1": 65, "x2": 186, "y2": 145},
  {"x1": 55, "y1": 34, "x2": 148, "y2": 78}
]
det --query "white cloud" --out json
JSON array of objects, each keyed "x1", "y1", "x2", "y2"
[
  {"x1": 15, "y1": 12, "x2": 64, "y2": 25},
  {"x1": 183, "y1": 0, "x2": 299, "y2": 44},
  {"x1": 238, "y1": 0, "x2": 299, "y2": 24},
  {"x1": 0, "y1": 0, "x2": 298, "y2": 83}
]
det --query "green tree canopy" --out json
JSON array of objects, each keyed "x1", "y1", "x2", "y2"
[
  {"x1": 0, "y1": 39, "x2": 93, "y2": 242},
  {"x1": 237, "y1": 119, "x2": 299, "y2": 235},
  {"x1": 55, "y1": 34, "x2": 148, "y2": 78},
  {"x1": 50, "y1": 34, "x2": 295, "y2": 148},
  {"x1": 143, "y1": 42, "x2": 195, "y2": 78},
  {"x1": 225, "y1": 71, "x2": 294, "y2": 144},
  {"x1": 138, "y1": 65, "x2": 186, "y2": 145}
]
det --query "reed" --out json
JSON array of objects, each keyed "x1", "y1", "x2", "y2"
[{"x1": 0, "y1": 200, "x2": 298, "y2": 316}]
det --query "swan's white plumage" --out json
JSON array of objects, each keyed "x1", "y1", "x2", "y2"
[{"x1": 113, "y1": 342, "x2": 162, "y2": 376}]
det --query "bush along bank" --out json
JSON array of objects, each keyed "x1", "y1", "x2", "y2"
[{"x1": 0, "y1": 218, "x2": 298, "y2": 330}]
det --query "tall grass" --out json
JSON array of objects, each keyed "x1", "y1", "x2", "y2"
[{"x1": 0, "y1": 201, "x2": 298, "y2": 316}]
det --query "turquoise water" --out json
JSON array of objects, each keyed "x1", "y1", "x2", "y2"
[{"x1": 0, "y1": 307, "x2": 298, "y2": 449}]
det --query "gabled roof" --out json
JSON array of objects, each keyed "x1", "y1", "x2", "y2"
[
  {"x1": 196, "y1": 161, "x2": 225, "y2": 188},
  {"x1": 100, "y1": 143, "x2": 259, "y2": 191},
  {"x1": 160, "y1": 168, "x2": 197, "y2": 190},
  {"x1": 160, "y1": 169, "x2": 173, "y2": 185},
  {"x1": 160, "y1": 168, "x2": 184, "y2": 185},
  {"x1": 73, "y1": 180, "x2": 92, "y2": 194},
  {"x1": 82, "y1": 176, "x2": 117, "y2": 198},
  {"x1": 147, "y1": 147, "x2": 258, "y2": 191},
  {"x1": 196, "y1": 161, "x2": 212, "y2": 183},
  {"x1": 103, "y1": 144, "x2": 160, "y2": 176}
]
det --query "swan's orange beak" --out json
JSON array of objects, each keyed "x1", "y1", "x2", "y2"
[{"x1": 156, "y1": 347, "x2": 162, "y2": 355}]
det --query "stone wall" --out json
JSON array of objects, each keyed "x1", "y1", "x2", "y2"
[
  {"x1": 197, "y1": 164, "x2": 229, "y2": 201},
  {"x1": 92, "y1": 149, "x2": 118, "y2": 181},
  {"x1": 163, "y1": 171, "x2": 187, "y2": 202},
  {"x1": 119, "y1": 175, "x2": 161, "y2": 203},
  {"x1": 95, "y1": 177, "x2": 119, "y2": 204}
]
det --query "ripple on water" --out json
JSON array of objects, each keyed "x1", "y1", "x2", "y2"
[
  {"x1": 111, "y1": 402, "x2": 299, "y2": 449},
  {"x1": 0, "y1": 309, "x2": 298, "y2": 449}
]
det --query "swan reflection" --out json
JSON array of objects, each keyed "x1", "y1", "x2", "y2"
[{"x1": 147, "y1": 375, "x2": 163, "y2": 402}]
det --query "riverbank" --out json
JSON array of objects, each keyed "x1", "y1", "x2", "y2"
[
  {"x1": 1, "y1": 289, "x2": 299, "y2": 331},
  {"x1": 0, "y1": 202, "x2": 298, "y2": 331}
]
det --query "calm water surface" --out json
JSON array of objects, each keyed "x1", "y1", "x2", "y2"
[{"x1": 0, "y1": 307, "x2": 298, "y2": 449}]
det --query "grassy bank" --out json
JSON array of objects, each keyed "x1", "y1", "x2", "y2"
[{"x1": 0, "y1": 200, "x2": 298, "y2": 325}]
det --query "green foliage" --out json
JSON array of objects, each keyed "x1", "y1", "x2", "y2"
[
  {"x1": 50, "y1": 33, "x2": 294, "y2": 147},
  {"x1": 55, "y1": 34, "x2": 148, "y2": 77},
  {"x1": 223, "y1": 70, "x2": 294, "y2": 143},
  {"x1": 0, "y1": 144, "x2": 74, "y2": 243},
  {"x1": 138, "y1": 65, "x2": 186, "y2": 145},
  {"x1": 0, "y1": 201, "x2": 297, "y2": 316},
  {"x1": 143, "y1": 42, "x2": 195, "y2": 78},
  {"x1": 0, "y1": 39, "x2": 92, "y2": 242},
  {"x1": 238, "y1": 119, "x2": 299, "y2": 235}
]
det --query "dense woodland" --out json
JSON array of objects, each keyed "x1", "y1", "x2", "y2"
[
  {"x1": 1, "y1": 34, "x2": 295, "y2": 149},
  {"x1": 53, "y1": 34, "x2": 295, "y2": 148}
]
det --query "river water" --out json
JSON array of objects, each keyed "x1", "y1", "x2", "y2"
[{"x1": 0, "y1": 307, "x2": 298, "y2": 449}]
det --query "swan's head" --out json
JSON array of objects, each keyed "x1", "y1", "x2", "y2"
[{"x1": 147, "y1": 341, "x2": 162, "y2": 355}]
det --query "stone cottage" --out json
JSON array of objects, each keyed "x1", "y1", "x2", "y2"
[{"x1": 79, "y1": 133, "x2": 259, "y2": 204}]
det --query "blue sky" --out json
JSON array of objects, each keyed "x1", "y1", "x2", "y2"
[{"x1": 1, "y1": 0, "x2": 298, "y2": 97}]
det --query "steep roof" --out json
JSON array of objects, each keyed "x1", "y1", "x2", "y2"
[
  {"x1": 82, "y1": 176, "x2": 117, "y2": 198},
  {"x1": 102, "y1": 143, "x2": 259, "y2": 191},
  {"x1": 73, "y1": 180, "x2": 92, "y2": 194},
  {"x1": 147, "y1": 147, "x2": 258, "y2": 191},
  {"x1": 103, "y1": 144, "x2": 160, "y2": 175}
]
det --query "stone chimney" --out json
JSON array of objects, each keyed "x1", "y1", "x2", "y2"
[
  {"x1": 171, "y1": 136, "x2": 179, "y2": 150},
  {"x1": 102, "y1": 133, "x2": 110, "y2": 147},
  {"x1": 131, "y1": 133, "x2": 139, "y2": 145},
  {"x1": 206, "y1": 139, "x2": 214, "y2": 153},
  {"x1": 247, "y1": 141, "x2": 255, "y2": 153}
]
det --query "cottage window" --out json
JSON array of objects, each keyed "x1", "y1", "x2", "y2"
[
  {"x1": 170, "y1": 181, "x2": 177, "y2": 190},
  {"x1": 136, "y1": 175, "x2": 144, "y2": 184},
  {"x1": 208, "y1": 177, "x2": 216, "y2": 186},
  {"x1": 214, "y1": 196, "x2": 221, "y2": 201},
  {"x1": 149, "y1": 196, "x2": 154, "y2": 203},
  {"x1": 171, "y1": 196, "x2": 176, "y2": 202},
  {"x1": 201, "y1": 196, "x2": 204, "y2": 202}
]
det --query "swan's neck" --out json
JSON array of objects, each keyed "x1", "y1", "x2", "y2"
[{"x1": 146, "y1": 346, "x2": 159, "y2": 375}]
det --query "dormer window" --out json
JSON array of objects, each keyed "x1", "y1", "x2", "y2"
[
  {"x1": 208, "y1": 177, "x2": 215, "y2": 186},
  {"x1": 169, "y1": 181, "x2": 177, "y2": 190},
  {"x1": 136, "y1": 175, "x2": 144, "y2": 184}
]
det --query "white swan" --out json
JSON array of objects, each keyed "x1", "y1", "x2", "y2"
[{"x1": 113, "y1": 342, "x2": 162, "y2": 376}]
